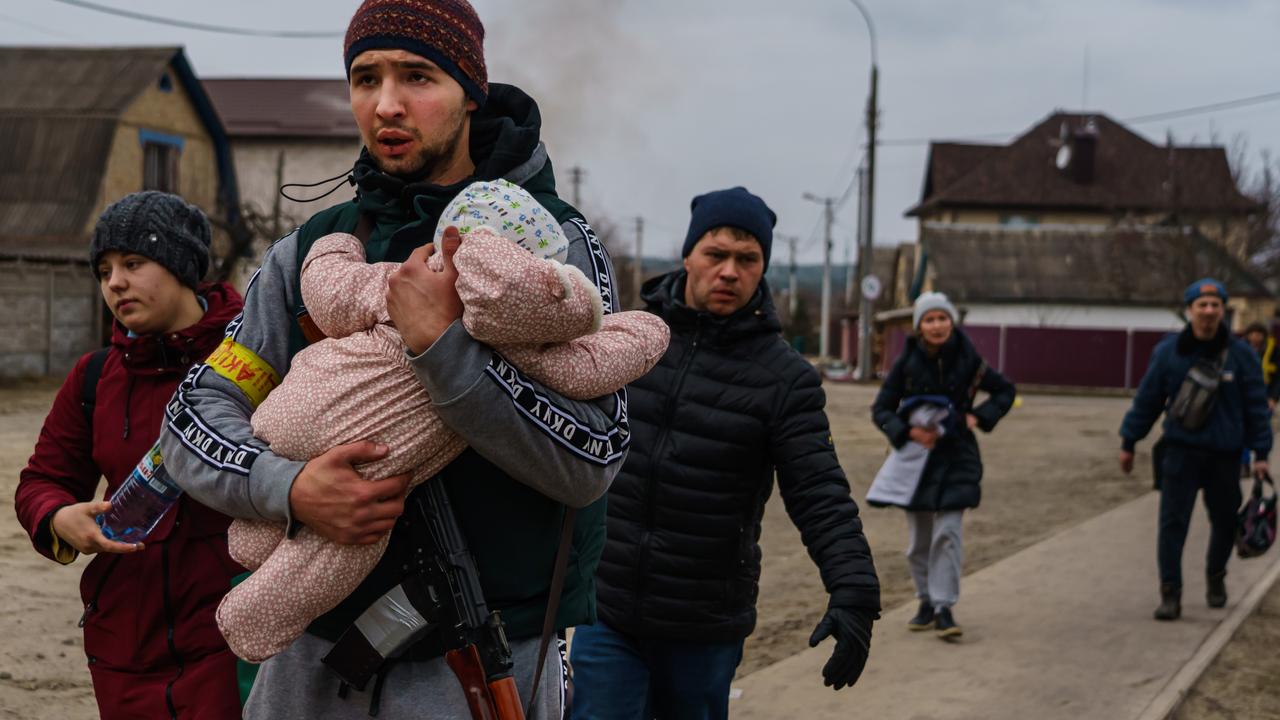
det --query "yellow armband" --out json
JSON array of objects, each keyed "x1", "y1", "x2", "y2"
[{"x1": 204, "y1": 338, "x2": 281, "y2": 409}]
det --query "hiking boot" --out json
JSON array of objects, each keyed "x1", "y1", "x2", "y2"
[
  {"x1": 935, "y1": 607, "x2": 963, "y2": 640},
  {"x1": 906, "y1": 600, "x2": 935, "y2": 631},
  {"x1": 1207, "y1": 572, "x2": 1227, "y2": 608},
  {"x1": 1154, "y1": 583, "x2": 1181, "y2": 621}
]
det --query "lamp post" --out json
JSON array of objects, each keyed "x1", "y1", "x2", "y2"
[{"x1": 846, "y1": 0, "x2": 878, "y2": 380}]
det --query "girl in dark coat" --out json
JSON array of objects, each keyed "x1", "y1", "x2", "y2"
[
  {"x1": 871, "y1": 292, "x2": 1016, "y2": 640},
  {"x1": 14, "y1": 192, "x2": 245, "y2": 719}
]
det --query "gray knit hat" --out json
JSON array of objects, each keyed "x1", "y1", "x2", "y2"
[
  {"x1": 913, "y1": 291, "x2": 958, "y2": 329},
  {"x1": 90, "y1": 191, "x2": 211, "y2": 289}
]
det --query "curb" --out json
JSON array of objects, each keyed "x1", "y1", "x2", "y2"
[{"x1": 1135, "y1": 552, "x2": 1280, "y2": 720}]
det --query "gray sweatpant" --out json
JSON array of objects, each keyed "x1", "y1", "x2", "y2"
[
  {"x1": 905, "y1": 510, "x2": 965, "y2": 610},
  {"x1": 245, "y1": 633, "x2": 565, "y2": 719}
]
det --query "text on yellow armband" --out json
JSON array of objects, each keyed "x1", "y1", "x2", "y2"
[{"x1": 205, "y1": 338, "x2": 280, "y2": 409}]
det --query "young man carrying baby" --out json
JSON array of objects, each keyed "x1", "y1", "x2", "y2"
[{"x1": 158, "y1": 0, "x2": 625, "y2": 716}]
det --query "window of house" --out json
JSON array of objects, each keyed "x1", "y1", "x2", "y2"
[
  {"x1": 999, "y1": 214, "x2": 1040, "y2": 228},
  {"x1": 138, "y1": 130, "x2": 184, "y2": 194},
  {"x1": 143, "y1": 142, "x2": 180, "y2": 193},
  {"x1": 158, "y1": 72, "x2": 173, "y2": 92}
]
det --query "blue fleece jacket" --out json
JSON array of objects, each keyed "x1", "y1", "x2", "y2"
[{"x1": 1120, "y1": 325, "x2": 1272, "y2": 459}]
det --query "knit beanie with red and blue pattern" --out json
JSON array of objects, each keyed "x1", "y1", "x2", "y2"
[{"x1": 344, "y1": 0, "x2": 488, "y2": 106}]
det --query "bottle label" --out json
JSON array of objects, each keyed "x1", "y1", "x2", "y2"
[{"x1": 135, "y1": 445, "x2": 178, "y2": 497}]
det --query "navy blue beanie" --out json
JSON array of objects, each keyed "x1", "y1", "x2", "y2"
[
  {"x1": 1184, "y1": 277, "x2": 1228, "y2": 306},
  {"x1": 682, "y1": 187, "x2": 777, "y2": 271}
]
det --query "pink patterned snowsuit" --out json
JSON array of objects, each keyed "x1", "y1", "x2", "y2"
[{"x1": 218, "y1": 225, "x2": 668, "y2": 662}]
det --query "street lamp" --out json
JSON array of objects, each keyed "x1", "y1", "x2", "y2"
[{"x1": 846, "y1": 0, "x2": 879, "y2": 381}]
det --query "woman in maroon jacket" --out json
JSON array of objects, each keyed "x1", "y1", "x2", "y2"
[{"x1": 14, "y1": 191, "x2": 245, "y2": 719}]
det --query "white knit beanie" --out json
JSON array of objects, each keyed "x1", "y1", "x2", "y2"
[
  {"x1": 436, "y1": 179, "x2": 569, "y2": 262},
  {"x1": 913, "y1": 291, "x2": 958, "y2": 329}
]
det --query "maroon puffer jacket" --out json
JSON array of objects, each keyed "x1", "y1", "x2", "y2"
[{"x1": 14, "y1": 282, "x2": 246, "y2": 720}]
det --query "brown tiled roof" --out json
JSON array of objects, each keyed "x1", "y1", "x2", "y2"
[
  {"x1": 203, "y1": 78, "x2": 358, "y2": 139},
  {"x1": 918, "y1": 142, "x2": 1000, "y2": 201},
  {"x1": 0, "y1": 46, "x2": 180, "y2": 116},
  {"x1": 921, "y1": 224, "x2": 1272, "y2": 305},
  {"x1": 0, "y1": 47, "x2": 182, "y2": 250},
  {"x1": 907, "y1": 113, "x2": 1261, "y2": 217}
]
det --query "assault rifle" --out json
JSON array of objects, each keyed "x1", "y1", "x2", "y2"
[{"x1": 323, "y1": 480, "x2": 524, "y2": 720}]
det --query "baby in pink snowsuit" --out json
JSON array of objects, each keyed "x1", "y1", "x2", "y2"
[{"x1": 218, "y1": 180, "x2": 669, "y2": 662}]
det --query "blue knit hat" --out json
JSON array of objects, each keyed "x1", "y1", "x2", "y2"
[
  {"x1": 1184, "y1": 278, "x2": 1228, "y2": 306},
  {"x1": 682, "y1": 187, "x2": 777, "y2": 271}
]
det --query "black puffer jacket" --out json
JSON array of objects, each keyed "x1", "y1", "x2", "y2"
[
  {"x1": 871, "y1": 328, "x2": 1016, "y2": 511},
  {"x1": 595, "y1": 271, "x2": 881, "y2": 644}
]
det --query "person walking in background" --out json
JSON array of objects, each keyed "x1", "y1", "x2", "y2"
[
  {"x1": 13, "y1": 191, "x2": 245, "y2": 719},
  {"x1": 1120, "y1": 279, "x2": 1272, "y2": 621},
  {"x1": 572, "y1": 187, "x2": 881, "y2": 720},
  {"x1": 870, "y1": 292, "x2": 1016, "y2": 641},
  {"x1": 1240, "y1": 321, "x2": 1279, "y2": 410}
]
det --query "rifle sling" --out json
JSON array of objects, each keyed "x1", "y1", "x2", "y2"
[{"x1": 527, "y1": 507, "x2": 576, "y2": 713}]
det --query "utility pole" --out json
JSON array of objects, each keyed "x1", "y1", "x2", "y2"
[
  {"x1": 633, "y1": 216, "x2": 644, "y2": 309},
  {"x1": 857, "y1": 64, "x2": 878, "y2": 380},
  {"x1": 787, "y1": 235, "x2": 799, "y2": 319},
  {"x1": 803, "y1": 193, "x2": 835, "y2": 362},
  {"x1": 568, "y1": 166, "x2": 585, "y2": 208},
  {"x1": 271, "y1": 150, "x2": 285, "y2": 239},
  {"x1": 847, "y1": 166, "x2": 864, "y2": 310}
]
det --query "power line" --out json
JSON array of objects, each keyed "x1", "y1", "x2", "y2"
[
  {"x1": 45, "y1": 0, "x2": 342, "y2": 38},
  {"x1": 0, "y1": 10, "x2": 85, "y2": 41},
  {"x1": 877, "y1": 88, "x2": 1280, "y2": 148},
  {"x1": 1124, "y1": 89, "x2": 1280, "y2": 125}
]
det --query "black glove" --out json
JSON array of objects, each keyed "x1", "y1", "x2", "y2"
[{"x1": 807, "y1": 606, "x2": 875, "y2": 691}]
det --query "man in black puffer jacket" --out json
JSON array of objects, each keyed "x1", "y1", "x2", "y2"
[{"x1": 571, "y1": 187, "x2": 881, "y2": 720}]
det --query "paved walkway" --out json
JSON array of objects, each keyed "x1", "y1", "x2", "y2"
[{"x1": 730, "y1": 483, "x2": 1280, "y2": 720}]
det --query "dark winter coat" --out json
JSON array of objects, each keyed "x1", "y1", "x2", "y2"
[
  {"x1": 871, "y1": 329, "x2": 1016, "y2": 512},
  {"x1": 1121, "y1": 324, "x2": 1272, "y2": 458},
  {"x1": 594, "y1": 271, "x2": 881, "y2": 644},
  {"x1": 14, "y1": 282, "x2": 244, "y2": 720}
]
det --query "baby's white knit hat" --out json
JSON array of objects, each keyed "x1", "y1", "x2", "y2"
[{"x1": 435, "y1": 179, "x2": 569, "y2": 262}]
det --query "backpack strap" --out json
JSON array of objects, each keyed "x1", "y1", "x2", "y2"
[
  {"x1": 295, "y1": 212, "x2": 376, "y2": 348},
  {"x1": 353, "y1": 211, "x2": 375, "y2": 245},
  {"x1": 80, "y1": 347, "x2": 111, "y2": 430}
]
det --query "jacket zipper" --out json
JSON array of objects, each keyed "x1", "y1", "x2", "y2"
[
  {"x1": 78, "y1": 555, "x2": 123, "y2": 631},
  {"x1": 634, "y1": 323, "x2": 703, "y2": 619},
  {"x1": 161, "y1": 522, "x2": 183, "y2": 720}
]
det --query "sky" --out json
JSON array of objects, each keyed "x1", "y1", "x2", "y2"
[{"x1": 6, "y1": 0, "x2": 1280, "y2": 263}]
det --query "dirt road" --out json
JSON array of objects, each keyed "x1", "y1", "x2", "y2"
[{"x1": 0, "y1": 380, "x2": 1223, "y2": 718}]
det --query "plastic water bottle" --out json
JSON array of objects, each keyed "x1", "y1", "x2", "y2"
[{"x1": 96, "y1": 441, "x2": 183, "y2": 543}]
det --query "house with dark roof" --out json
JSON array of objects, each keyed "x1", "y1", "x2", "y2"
[
  {"x1": 202, "y1": 78, "x2": 361, "y2": 288},
  {"x1": 870, "y1": 111, "x2": 1275, "y2": 389},
  {"x1": 877, "y1": 224, "x2": 1275, "y2": 388},
  {"x1": 907, "y1": 112, "x2": 1262, "y2": 261},
  {"x1": 0, "y1": 46, "x2": 238, "y2": 377}
]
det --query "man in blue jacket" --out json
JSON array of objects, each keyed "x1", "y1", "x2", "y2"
[{"x1": 1119, "y1": 278, "x2": 1271, "y2": 621}]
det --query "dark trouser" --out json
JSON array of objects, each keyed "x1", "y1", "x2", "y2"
[
  {"x1": 570, "y1": 620, "x2": 744, "y2": 720},
  {"x1": 1157, "y1": 442, "x2": 1243, "y2": 588}
]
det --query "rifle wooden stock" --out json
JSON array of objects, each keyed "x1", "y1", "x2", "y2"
[
  {"x1": 446, "y1": 646, "x2": 499, "y2": 720},
  {"x1": 488, "y1": 676, "x2": 526, "y2": 720}
]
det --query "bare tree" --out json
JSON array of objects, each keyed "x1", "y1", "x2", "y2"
[{"x1": 1222, "y1": 136, "x2": 1280, "y2": 283}]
